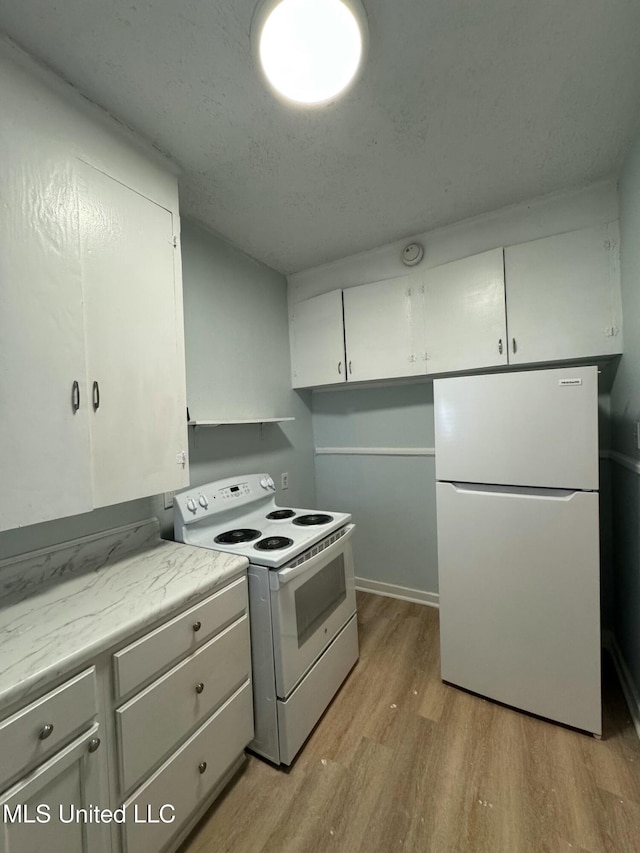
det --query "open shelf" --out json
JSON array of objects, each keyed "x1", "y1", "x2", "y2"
[{"x1": 188, "y1": 417, "x2": 295, "y2": 427}]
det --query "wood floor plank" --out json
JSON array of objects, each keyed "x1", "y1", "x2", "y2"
[{"x1": 180, "y1": 594, "x2": 640, "y2": 853}]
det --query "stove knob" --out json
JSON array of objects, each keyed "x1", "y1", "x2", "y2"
[
  {"x1": 187, "y1": 498, "x2": 197, "y2": 514},
  {"x1": 260, "y1": 478, "x2": 269, "y2": 490},
  {"x1": 198, "y1": 494, "x2": 209, "y2": 509},
  {"x1": 267, "y1": 476, "x2": 275, "y2": 490}
]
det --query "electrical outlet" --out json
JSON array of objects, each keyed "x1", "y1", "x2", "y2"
[
  {"x1": 163, "y1": 491, "x2": 176, "y2": 510},
  {"x1": 281, "y1": 472, "x2": 289, "y2": 490}
]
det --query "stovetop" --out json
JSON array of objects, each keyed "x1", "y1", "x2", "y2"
[{"x1": 173, "y1": 474, "x2": 352, "y2": 568}]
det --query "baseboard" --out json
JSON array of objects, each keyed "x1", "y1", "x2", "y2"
[
  {"x1": 603, "y1": 630, "x2": 640, "y2": 741},
  {"x1": 355, "y1": 577, "x2": 439, "y2": 608}
]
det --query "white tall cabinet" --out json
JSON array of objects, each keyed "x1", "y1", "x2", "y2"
[{"x1": 0, "y1": 43, "x2": 188, "y2": 532}]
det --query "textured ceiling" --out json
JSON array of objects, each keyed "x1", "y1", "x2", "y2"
[{"x1": 2, "y1": 0, "x2": 640, "y2": 274}]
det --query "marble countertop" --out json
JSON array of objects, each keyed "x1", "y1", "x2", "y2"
[{"x1": 0, "y1": 519, "x2": 248, "y2": 709}]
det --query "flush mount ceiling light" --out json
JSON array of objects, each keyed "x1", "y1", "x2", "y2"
[{"x1": 252, "y1": 0, "x2": 367, "y2": 106}]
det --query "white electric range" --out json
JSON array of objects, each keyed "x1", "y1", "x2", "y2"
[{"x1": 173, "y1": 473, "x2": 359, "y2": 766}]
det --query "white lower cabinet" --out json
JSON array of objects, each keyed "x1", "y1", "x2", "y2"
[
  {"x1": 121, "y1": 680, "x2": 253, "y2": 853},
  {"x1": 0, "y1": 724, "x2": 109, "y2": 853},
  {"x1": 0, "y1": 574, "x2": 252, "y2": 853}
]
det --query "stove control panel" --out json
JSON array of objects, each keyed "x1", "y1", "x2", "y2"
[{"x1": 219, "y1": 482, "x2": 251, "y2": 501}]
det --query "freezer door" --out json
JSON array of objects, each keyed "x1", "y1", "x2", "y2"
[
  {"x1": 434, "y1": 366, "x2": 599, "y2": 490},
  {"x1": 436, "y1": 482, "x2": 601, "y2": 734}
]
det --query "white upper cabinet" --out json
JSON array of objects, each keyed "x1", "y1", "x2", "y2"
[
  {"x1": 422, "y1": 248, "x2": 508, "y2": 374},
  {"x1": 343, "y1": 272, "x2": 424, "y2": 381},
  {"x1": 78, "y1": 164, "x2": 188, "y2": 507},
  {"x1": 0, "y1": 49, "x2": 188, "y2": 532},
  {"x1": 0, "y1": 140, "x2": 93, "y2": 531},
  {"x1": 290, "y1": 290, "x2": 346, "y2": 388},
  {"x1": 504, "y1": 223, "x2": 622, "y2": 365}
]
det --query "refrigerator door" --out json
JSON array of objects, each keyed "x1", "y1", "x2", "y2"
[
  {"x1": 434, "y1": 366, "x2": 599, "y2": 490},
  {"x1": 436, "y1": 481, "x2": 601, "y2": 734}
]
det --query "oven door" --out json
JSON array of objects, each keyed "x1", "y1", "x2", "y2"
[{"x1": 269, "y1": 524, "x2": 356, "y2": 699}]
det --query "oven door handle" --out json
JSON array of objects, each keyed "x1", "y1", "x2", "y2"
[{"x1": 270, "y1": 523, "x2": 355, "y2": 588}]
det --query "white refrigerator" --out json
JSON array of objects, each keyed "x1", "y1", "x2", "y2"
[{"x1": 434, "y1": 365, "x2": 601, "y2": 735}]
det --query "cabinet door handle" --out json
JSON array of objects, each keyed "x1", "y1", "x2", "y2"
[
  {"x1": 198, "y1": 761, "x2": 207, "y2": 774},
  {"x1": 498, "y1": 339, "x2": 503, "y2": 355},
  {"x1": 71, "y1": 381, "x2": 80, "y2": 413},
  {"x1": 92, "y1": 380, "x2": 100, "y2": 411},
  {"x1": 38, "y1": 723, "x2": 54, "y2": 740},
  {"x1": 195, "y1": 682, "x2": 204, "y2": 694},
  {"x1": 88, "y1": 737, "x2": 101, "y2": 753},
  {"x1": 193, "y1": 621, "x2": 202, "y2": 632},
  {"x1": 338, "y1": 361, "x2": 342, "y2": 375},
  {"x1": 348, "y1": 361, "x2": 352, "y2": 375},
  {"x1": 512, "y1": 337, "x2": 518, "y2": 354}
]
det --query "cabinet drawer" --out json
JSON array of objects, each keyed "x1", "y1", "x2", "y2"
[
  {"x1": 113, "y1": 575, "x2": 247, "y2": 699},
  {"x1": 0, "y1": 668, "x2": 97, "y2": 791},
  {"x1": 122, "y1": 679, "x2": 253, "y2": 853},
  {"x1": 116, "y1": 614, "x2": 251, "y2": 793}
]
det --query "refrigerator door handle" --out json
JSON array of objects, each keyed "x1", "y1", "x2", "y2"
[{"x1": 448, "y1": 482, "x2": 582, "y2": 500}]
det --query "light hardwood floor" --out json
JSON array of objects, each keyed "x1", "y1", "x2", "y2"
[{"x1": 181, "y1": 592, "x2": 640, "y2": 853}]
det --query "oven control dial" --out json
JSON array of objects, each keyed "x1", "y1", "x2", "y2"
[
  {"x1": 260, "y1": 477, "x2": 269, "y2": 490},
  {"x1": 198, "y1": 494, "x2": 209, "y2": 509},
  {"x1": 186, "y1": 498, "x2": 197, "y2": 513}
]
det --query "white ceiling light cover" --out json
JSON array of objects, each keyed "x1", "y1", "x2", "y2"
[{"x1": 256, "y1": 0, "x2": 366, "y2": 105}]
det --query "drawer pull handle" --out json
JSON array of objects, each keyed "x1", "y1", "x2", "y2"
[
  {"x1": 88, "y1": 738, "x2": 101, "y2": 753},
  {"x1": 193, "y1": 621, "x2": 202, "y2": 632},
  {"x1": 198, "y1": 761, "x2": 207, "y2": 774},
  {"x1": 38, "y1": 723, "x2": 54, "y2": 740},
  {"x1": 195, "y1": 682, "x2": 205, "y2": 694}
]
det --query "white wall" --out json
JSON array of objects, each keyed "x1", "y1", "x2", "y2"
[
  {"x1": 295, "y1": 182, "x2": 618, "y2": 602},
  {"x1": 180, "y1": 219, "x2": 316, "y2": 511},
  {"x1": 289, "y1": 180, "x2": 617, "y2": 302},
  {"x1": 611, "y1": 130, "x2": 640, "y2": 710}
]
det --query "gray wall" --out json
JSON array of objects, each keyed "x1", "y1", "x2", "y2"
[
  {"x1": 180, "y1": 220, "x2": 316, "y2": 514},
  {"x1": 611, "y1": 131, "x2": 640, "y2": 698},
  {"x1": 0, "y1": 219, "x2": 316, "y2": 561},
  {"x1": 313, "y1": 383, "x2": 438, "y2": 596}
]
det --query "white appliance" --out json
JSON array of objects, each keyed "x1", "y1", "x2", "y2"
[
  {"x1": 173, "y1": 474, "x2": 358, "y2": 765},
  {"x1": 434, "y1": 365, "x2": 601, "y2": 735}
]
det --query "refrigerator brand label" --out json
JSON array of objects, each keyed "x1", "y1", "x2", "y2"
[{"x1": 559, "y1": 378, "x2": 583, "y2": 386}]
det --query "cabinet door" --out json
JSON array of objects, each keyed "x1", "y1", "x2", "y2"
[
  {"x1": 0, "y1": 143, "x2": 92, "y2": 532},
  {"x1": 342, "y1": 273, "x2": 424, "y2": 381},
  {"x1": 504, "y1": 223, "x2": 622, "y2": 365},
  {"x1": 78, "y1": 163, "x2": 189, "y2": 507},
  {"x1": 423, "y1": 248, "x2": 508, "y2": 374},
  {"x1": 0, "y1": 725, "x2": 109, "y2": 853},
  {"x1": 289, "y1": 290, "x2": 346, "y2": 388}
]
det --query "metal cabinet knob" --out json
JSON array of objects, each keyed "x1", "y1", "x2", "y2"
[
  {"x1": 195, "y1": 682, "x2": 204, "y2": 694},
  {"x1": 348, "y1": 361, "x2": 352, "y2": 375},
  {"x1": 92, "y1": 380, "x2": 100, "y2": 411},
  {"x1": 198, "y1": 761, "x2": 207, "y2": 774},
  {"x1": 193, "y1": 621, "x2": 202, "y2": 632},
  {"x1": 512, "y1": 337, "x2": 518, "y2": 354},
  {"x1": 88, "y1": 738, "x2": 101, "y2": 753},
  {"x1": 71, "y1": 381, "x2": 80, "y2": 413},
  {"x1": 338, "y1": 361, "x2": 342, "y2": 375},
  {"x1": 38, "y1": 723, "x2": 54, "y2": 740},
  {"x1": 498, "y1": 338, "x2": 503, "y2": 355}
]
